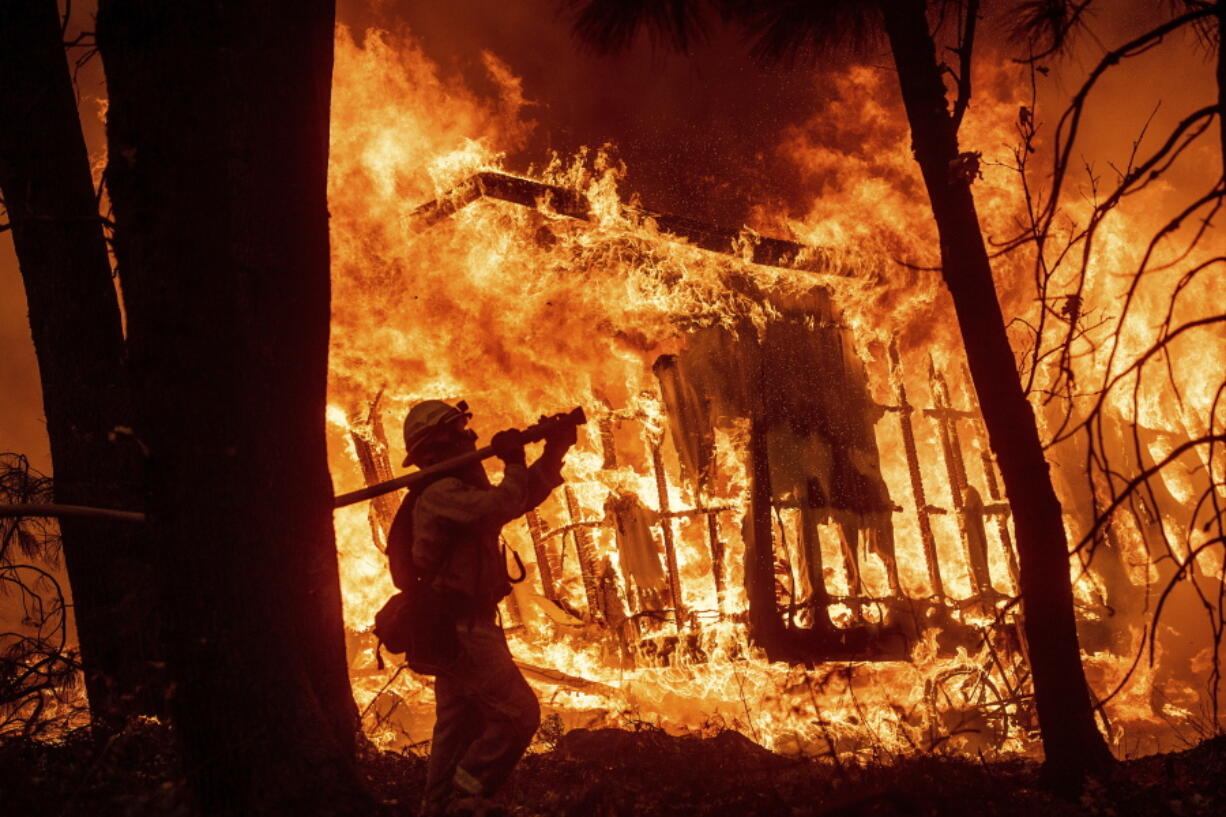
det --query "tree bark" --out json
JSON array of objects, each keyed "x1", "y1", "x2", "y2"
[
  {"x1": 1217, "y1": 1, "x2": 1225, "y2": 177},
  {"x1": 879, "y1": 0, "x2": 1115, "y2": 787},
  {"x1": 96, "y1": 2, "x2": 369, "y2": 813},
  {"x1": 0, "y1": 0, "x2": 165, "y2": 728}
]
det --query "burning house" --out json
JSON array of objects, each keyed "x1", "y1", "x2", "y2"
[
  {"x1": 355, "y1": 171, "x2": 1023, "y2": 659},
  {"x1": 322, "y1": 27, "x2": 1219, "y2": 761},
  {"x1": 332, "y1": 168, "x2": 1037, "y2": 753}
]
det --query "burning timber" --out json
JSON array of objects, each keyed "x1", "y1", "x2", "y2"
[
  {"x1": 407, "y1": 171, "x2": 867, "y2": 277},
  {"x1": 347, "y1": 171, "x2": 1036, "y2": 713}
]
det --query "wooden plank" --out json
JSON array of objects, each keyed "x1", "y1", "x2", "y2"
[
  {"x1": 928, "y1": 361, "x2": 993, "y2": 597},
  {"x1": 651, "y1": 444, "x2": 687, "y2": 631},
  {"x1": 406, "y1": 171, "x2": 865, "y2": 277},
  {"x1": 961, "y1": 364, "x2": 1020, "y2": 587},
  {"x1": 887, "y1": 341, "x2": 944, "y2": 598},
  {"x1": 525, "y1": 510, "x2": 559, "y2": 601},
  {"x1": 564, "y1": 485, "x2": 605, "y2": 623}
]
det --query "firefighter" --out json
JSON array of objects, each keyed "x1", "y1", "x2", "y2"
[{"x1": 386, "y1": 399, "x2": 575, "y2": 817}]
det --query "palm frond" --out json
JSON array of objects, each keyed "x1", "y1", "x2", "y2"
[
  {"x1": 721, "y1": 0, "x2": 882, "y2": 67},
  {"x1": 1175, "y1": 1, "x2": 1220, "y2": 50},
  {"x1": 565, "y1": 0, "x2": 711, "y2": 54},
  {"x1": 1010, "y1": 0, "x2": 1093, "y2": 60}
]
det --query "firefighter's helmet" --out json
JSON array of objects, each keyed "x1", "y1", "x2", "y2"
[{"x1": 402, "y1": 399, "x2": 472, "y2": 466}]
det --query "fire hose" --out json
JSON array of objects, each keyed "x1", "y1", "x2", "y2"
[
  {"x1": 332, "y1": 405, "x2": 586, "y2": 507},
  {"x1": 0, "y1": 406, "x2": 587, "y2": 522}
]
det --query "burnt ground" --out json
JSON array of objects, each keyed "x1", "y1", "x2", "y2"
[{"x1": 1, "y1": 720, "x2": 1223, "y2": 817}]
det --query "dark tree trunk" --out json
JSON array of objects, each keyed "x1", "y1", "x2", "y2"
[
  {"x1": 879, "y1": 0, "x2": 1115, "y2": 787},
  {"x1": 1217, "y1": 2, "x2": 1225, "y2": 176},
  {"x1": 96, "y1": 2, "x2": 369, "y2": 814},
  {"x1": 0, "y1": 0, "x2": 165, "y2": 728}
]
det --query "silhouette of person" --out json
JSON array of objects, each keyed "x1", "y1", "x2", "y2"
[{"x1": 386, "y1": 400, "x2": 575, "y2": 816}]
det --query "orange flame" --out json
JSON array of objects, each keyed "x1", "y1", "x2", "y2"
[{"x1": 326, "y1": 25, "x2": 1223, "y2": 758}]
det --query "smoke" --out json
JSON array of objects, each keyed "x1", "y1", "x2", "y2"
[
  {"x1": 337, "y1": 0, "x2": 1219, "y2": 232},
  {"x1": 338, "y1": 0, "x2": 847, "y2": 230}
]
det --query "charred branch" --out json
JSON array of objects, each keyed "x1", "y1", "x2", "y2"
[{"x1": 0, "y1": 503, "x2": 146, "y2": 523}]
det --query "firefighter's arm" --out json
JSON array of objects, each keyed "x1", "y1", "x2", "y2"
[
  {"x1": 415, "y1": 427, "x2": 571, "y2": 524},
  {"x1": 491, "y1": 426, "x2": 564, "y2": 514},
  {"x1": 523, "y1": 416, "x2": 576, "y2": 510},
  {"x1": 415, "y1": 471, "x2": 535, "y2": 527}
]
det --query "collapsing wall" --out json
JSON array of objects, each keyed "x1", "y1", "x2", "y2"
[{"x1": 654, "y1": 286, "x2": 903, "y2": 659}]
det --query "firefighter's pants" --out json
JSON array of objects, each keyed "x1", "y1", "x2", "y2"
[{"x1": 421, "y1": 612, "x2": 540, "y2": 813}]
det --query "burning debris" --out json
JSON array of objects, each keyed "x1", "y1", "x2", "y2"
[
  {"x1": 319, "y1": 14, "x2": 1220, "y2": 751},
  {"x1": 313, "y1": 15, "x2": 1225, "y2": 768},
  {"x1": 333, "y1": 170, "x2": 1040, "y2": 756},
  {"x1": 406, "y1": 171, "x2": 863, "y2": 277}
]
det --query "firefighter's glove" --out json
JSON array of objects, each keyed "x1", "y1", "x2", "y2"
[
  {"x1": 490, "y1": 428, "x2": 527, "y2": 467},
  {"x1": 540, "y1": 416, "x2": 577, "y2": 474},
  {"x1": 542, "y1": 414, "x2": 579, "y2": 450}
]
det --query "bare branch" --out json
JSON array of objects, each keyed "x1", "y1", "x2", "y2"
[{"x1": 0, "y1": 503, "x2": 146, "y2": 523}]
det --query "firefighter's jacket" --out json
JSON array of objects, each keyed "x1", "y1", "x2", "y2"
[{"x1": 388, "y1": 460, "x2": 562, "y2": 613}]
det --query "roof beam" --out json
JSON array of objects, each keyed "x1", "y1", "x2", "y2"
[{"x1": 406, "y1": 171, "x2": 863, "y2": 277}]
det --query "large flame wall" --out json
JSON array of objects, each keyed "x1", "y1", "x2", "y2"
[{"x1": 324, "y1": 23, "x2": 1224, "y2": 758}]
